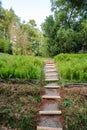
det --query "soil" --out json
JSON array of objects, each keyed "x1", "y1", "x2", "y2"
[
  {"x1": 0, "y1": 82, "x2": 42, "y2": 130},
  {"x1": 58, "y1": 86, "x2": 87, "y2": 129},
  {"x1": 59, "y1": 86, "x2": 87, "y2": 96},
  {"x1": 0, "y1": 81, "x2": 87, "y2": 130}
]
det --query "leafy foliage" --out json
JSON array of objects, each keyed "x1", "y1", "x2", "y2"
[
  {"x1": 41, "y1": 0, "x2": 87, "y2": 56},
  {"x1": 0, "y1": 3, "x2": 43, "y2": 56},
  {"x1": 55, "y1": 54, "x2": 87, "y2": 82},
  {"x1": 0, "y1": 53, "x2": 43, "y2": 80}
]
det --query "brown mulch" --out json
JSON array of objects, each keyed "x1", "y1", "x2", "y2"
[
  {"x1": 58, "y1": 86, "x2": 87, "y2": 128},
  {"x1": 0, "y1": 82, "x2": 42, "y2": 130},
  {"x1": 59, "y1": 86, "x2": 87, "y2": 98}
]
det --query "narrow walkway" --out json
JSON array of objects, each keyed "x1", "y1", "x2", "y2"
[{"x1": 37, "y1": 60, "x2": 63, "y2": 130}]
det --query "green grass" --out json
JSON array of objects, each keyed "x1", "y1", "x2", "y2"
[
  {"x1": 0, "y1": 53, "x2": 44, "y2": 129},
  {"x1": 55, "y1": 54, "x2": 87, "y2": 83},
  {"x1": 0, "y1": 53, "x2": 43, "y2": 80}
]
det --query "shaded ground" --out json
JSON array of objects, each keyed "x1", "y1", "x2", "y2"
[
  {"x1": 0, "y1": 81, "x2": 87, "y2": 130},
  {"x1": 0, "y1": 82, "x2": 43, "y2": 130},
  {"x1": 59, "y1": 86, "x2": 87, "y2": 130}
]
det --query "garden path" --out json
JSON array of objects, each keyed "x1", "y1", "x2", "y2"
[{"x1": 37, "y1": 60, "x2": 63, "y2": 130}]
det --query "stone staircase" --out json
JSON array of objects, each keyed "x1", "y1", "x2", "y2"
[{"x1": 37, "y1": 60, "x2": 63, "y2": 130}]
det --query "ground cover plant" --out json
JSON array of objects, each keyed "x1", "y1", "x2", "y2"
[
  {"x1": 55, "y1": 54, "x2": 87, "y2": 83},
  {"x1": 0, "y1": 53, "x2": 44, "y2": 129},
  {"x1": 0, "y1": 53, "x2": 43, "y2": 80},
  {"x1": 0, "y1": 82, "x2": 43, "y2": 130},
  {"x1": 59, "y1": 87, "x2": 87, "y2": 130}
]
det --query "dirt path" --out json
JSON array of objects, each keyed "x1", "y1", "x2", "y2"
[{"x1": 37, "y1": 60, "x2": 63, "y2": 130}]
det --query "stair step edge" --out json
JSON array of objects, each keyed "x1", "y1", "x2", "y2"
[
  {"x1": 39, "y1": 111, "x2": 62, "y2": 115},
  {"x1": 37, "y1": 126, "x2": 63, "y2": 130},
  {"x1": 44, "y1": 86, "x2": 60, "y2": 88},
  {"x1": 45, "y1": 79, "x2": 59, "y2": 81},
  {"x1": 42, "y1": 95, "x2": 61, "y2": 99}
]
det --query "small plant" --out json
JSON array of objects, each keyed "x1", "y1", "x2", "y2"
[
  {"x1": 34, "y1": 94, "x2": 41, "y2": 102},
  {"x1": 63, "y1": 97, "x2": 72, "y2": 107},
  {"x1": 20, "y1": 116, "x2": 36, "y2": 130}
]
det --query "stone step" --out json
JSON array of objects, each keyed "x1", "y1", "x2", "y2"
[
  {"x1": 45, "y1": 69, "x2": 57, "y2": 72},
  {"x1": 42, "y1": 95, "x2": 61, "y2": 99},
  {"x1": 37, "y1": 115, "x2": 62, "y2": 129},
  {"x1": 45, "y1": 78, "x2": 59, "y2": 82},
  {"x1": 44, "y1": 61, "x2": 55, "y2": 64},
  {"x1": 37, "y1": 126, "x2": 63, "y2": 130},
  {"x1": 44, "y1": 89, "x2": 59, "y2": 96},
  {"x1": 45, "y1": 76, "x2": 58, "y2": 79},
  {"x1": 45, "y1": 66, "x2": 56, "y2": 68},
  {"x1": 45, "y1": 67, "x2": 56, "y2": 69},
  {"x1": 45, "y1": 63, "x2": 55, "y2": 66},
  {"x1": 39, "y1": 111, "x2": 62, "y2": 115},
  {"x1": 44, "y1": 85, "x2": 60, "y2": 89},
  {"x1": 45, "y1": 64, "x2": 55, "y2": 66},
  {"x1": 45, "y1": 73, "x2": 58, "y2": 76},
  {"x1": 45, "y1": 63, "x2": 55, "y2": 65},
  {"x1": 45, "y1": 68, "x2": 56, "y2": 70}
]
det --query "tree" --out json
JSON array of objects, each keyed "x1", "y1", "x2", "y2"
[
  {"x1": 0, "y1": 1, "x2": 43, "y2": 55},
  {"x1": 41, "y1": 0, "x2": 87, "y2": 56},
  {"x1": 0, "y1": 0, "x2": 3, "y2": 18},
  {"x1": 28, "y1": 19, "x2": 37, "y2": 28},
  {"x1": 0, "y1": 7, "x2": 12, "y2": 53},
  {"x1": 41, "y1": 15, "x2": 56, "y2": 56},
  {"x1": 80, "y1": 22, "x2": 87, "y2": 51}
]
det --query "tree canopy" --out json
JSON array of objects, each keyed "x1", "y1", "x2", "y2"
[
  {"x1": 0, "y1": 0, "x2": 87, "y2": 57},
  {"x1": 0, "y1": 1, "x2": 43, "y2": 56},
  {"x1": 41, "y1": 0, "x2": 87, "y2": 56}
]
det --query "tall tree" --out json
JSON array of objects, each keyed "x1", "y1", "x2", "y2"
[
  {"x1": 41, "y1": 0, "x2": 87, "y2": 56},
  {"x1": 28, "y1": 19, "x2": 37, "y2": 27},
  {"x1": 0, "y1": 0, "x2": 3, "y2": 18},
  {"x1": 0, "y1": 2, "x2": 51, "y2": 56}
]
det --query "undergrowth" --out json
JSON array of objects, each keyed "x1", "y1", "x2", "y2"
[
  {"x1": 60, "y1": 87, "x2": 87, "y2": 130},
  {"x1": 0, "y1": 83, "x2": 43, "y2": 130},
  {"x1": 55, "y1": 54, "x2": 87, "y2": 83},
  {"x1": 0, "y1": 53, "x2": 43, "y2": 80}
]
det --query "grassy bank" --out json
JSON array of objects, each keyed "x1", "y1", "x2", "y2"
[
  {"x1": 55, "y1": 54, "x2": 87, "y2": 83},
  {"x1": 0, "y1": 53, "x2": 44, "y2": 129},
  {"x1": 0, "y1": 53, "x2": 43, "y2": 80}
]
